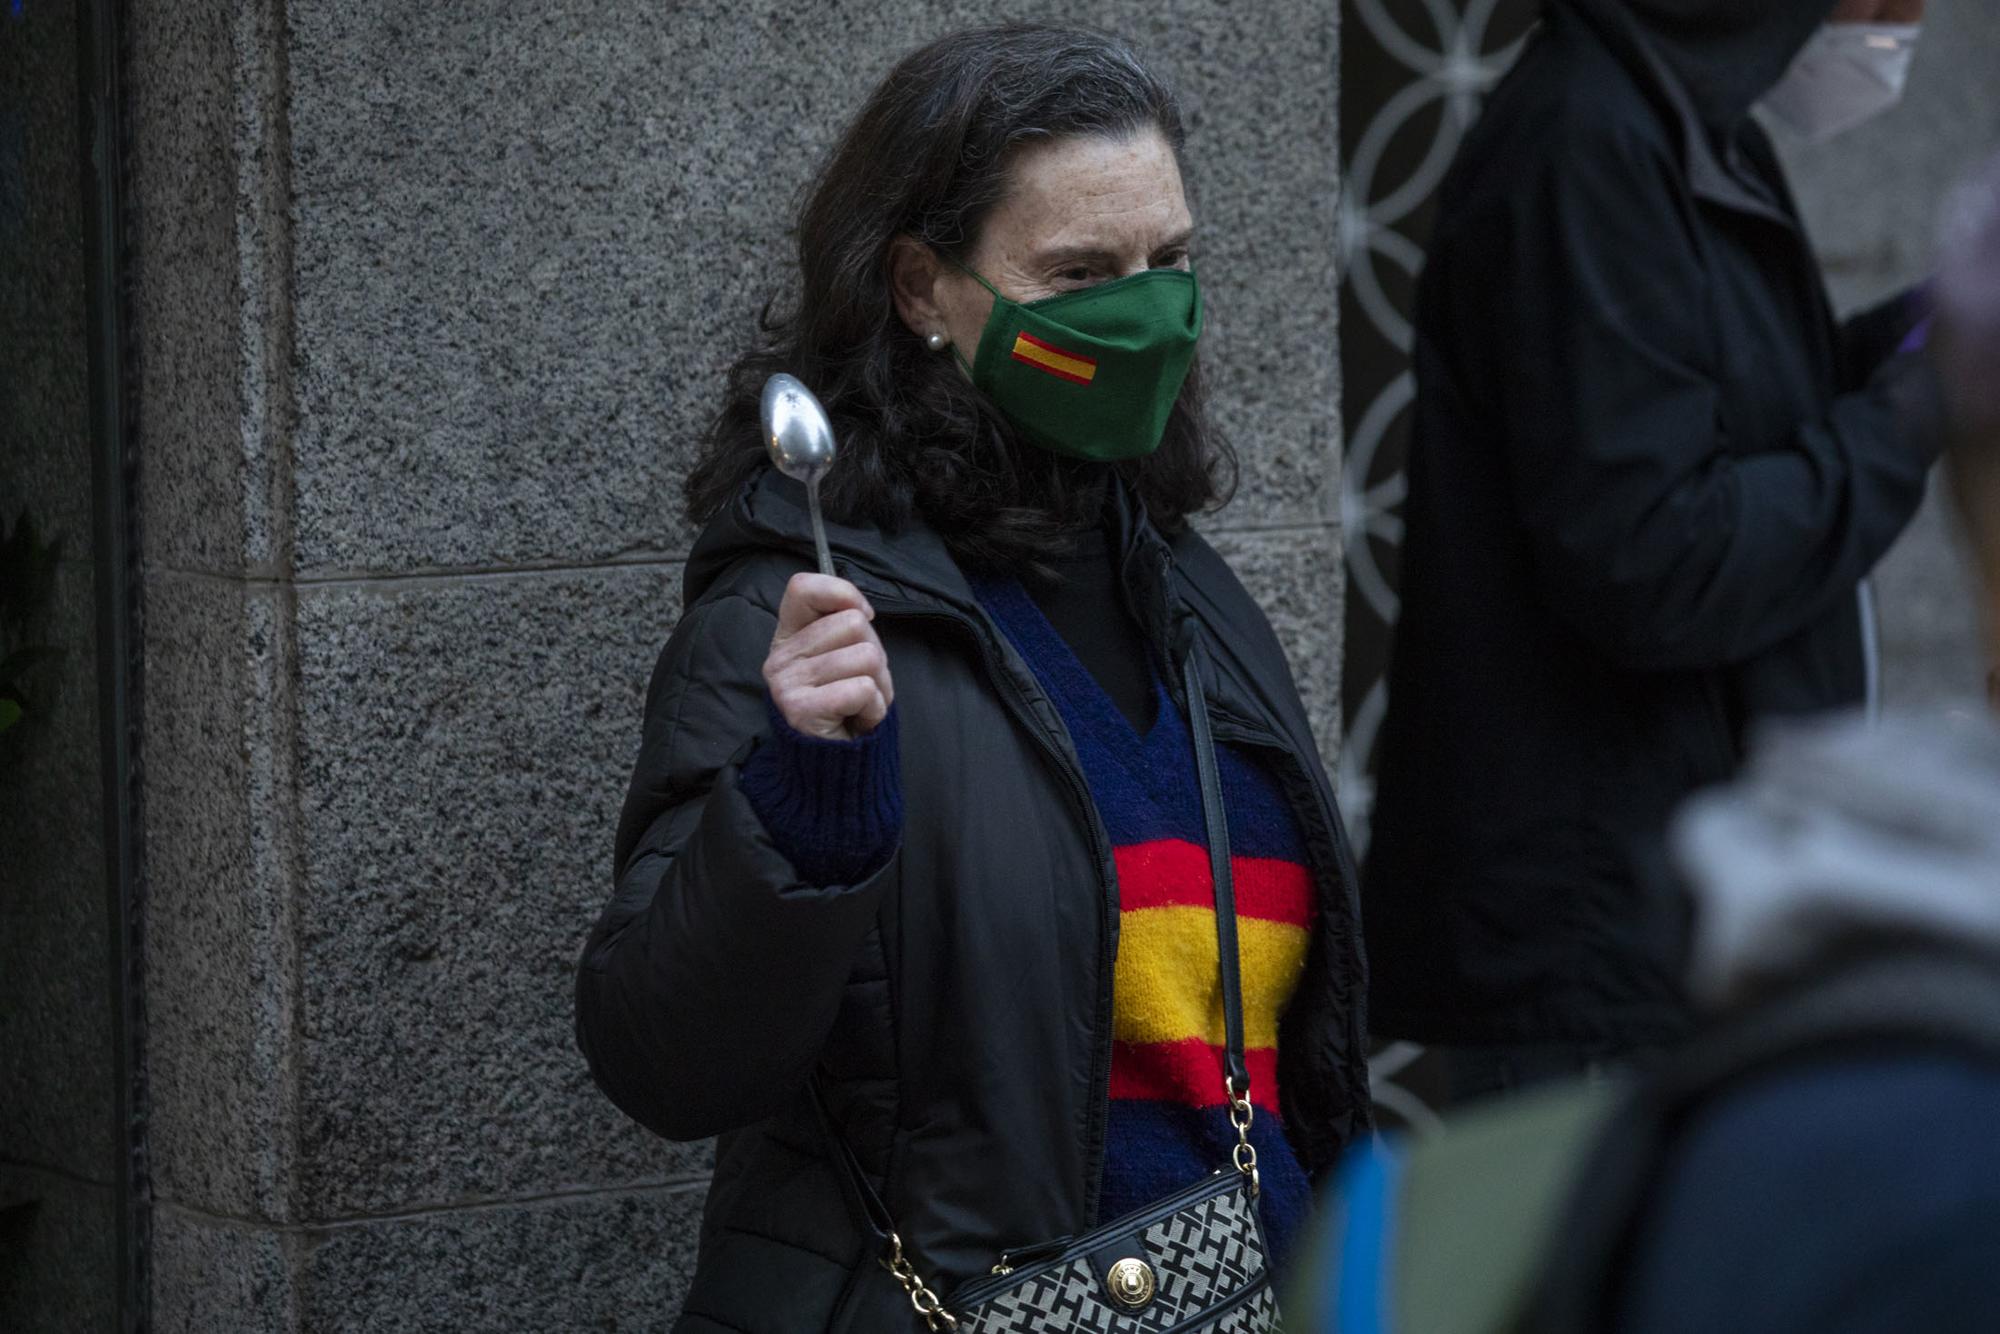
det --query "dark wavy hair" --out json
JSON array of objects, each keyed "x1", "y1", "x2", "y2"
[{"x1": 682, "y1": 23, "x2": 1235, "y2": 572}]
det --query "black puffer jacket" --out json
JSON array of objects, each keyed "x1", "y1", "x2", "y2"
[
  {"x1": 576, "y1": 469, "x2": 1368, "y2": 1333},
  {"x1": 1365, "y1": 0, "x2": 1942, "y2": 1049}
]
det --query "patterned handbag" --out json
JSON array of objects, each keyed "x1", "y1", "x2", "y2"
[{"x1": 817, "y1": 648, "x2": 1280, "y2": 1332}]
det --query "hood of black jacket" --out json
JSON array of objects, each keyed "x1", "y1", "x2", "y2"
[
  {"x1": 684, "y1": 465, "x2": 973, "y2": 613},
  {"x1": 684, "y1": 464, "x2": 1193, "y2": 652},
  {"x1": 1558, "y1": 0, "x2": 1838, "y2": 129}
]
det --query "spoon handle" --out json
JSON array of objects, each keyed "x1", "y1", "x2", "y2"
[{"x1": 807, "y1": 476, "x2": 834, "y2": 577}]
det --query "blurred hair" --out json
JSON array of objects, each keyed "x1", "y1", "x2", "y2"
[
  {"x1": 682, "y1": 24, "x2": 1234, "y2": 572},
  {"x1": 1936, "y1": 153, "x2": 2000, "y2": 562}
]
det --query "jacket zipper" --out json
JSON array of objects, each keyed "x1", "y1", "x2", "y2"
[
  {"x1": 868, "y1": 600, "x2": 1122, "y2": 1228},
  {"x1": 986, "y1": 1234, "x2": 1074, "y2": 1281}
]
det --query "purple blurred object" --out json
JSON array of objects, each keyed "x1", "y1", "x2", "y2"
[
  {"x1": 1936, "y1": 154, "x2": 2000, "y2": 425},
  {"x1": 1897, "y1": 314, "x2": 1933, "y2": 356}
]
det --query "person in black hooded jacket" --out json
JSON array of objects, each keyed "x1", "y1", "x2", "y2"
[
  {"x1": 1365, "y1": 0, "x2": 1943, "y2": 1099},
  {"x1": 573, "y1": 24, "x2": 1368, "y2": 1332}
]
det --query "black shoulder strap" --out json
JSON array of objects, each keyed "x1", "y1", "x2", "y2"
[
  {"x1": 1519, "y1": 949, "x2": 2000, "y2": 1334},
  {"x1": 1184, "y1": 644, "x2": 1249, "y2": 1092},
  {"x1": 809, "y1": 1075, "x2": 893, "y2": 1247}
]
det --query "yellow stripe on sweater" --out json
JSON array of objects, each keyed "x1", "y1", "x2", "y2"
[{"x1": 1112, "y1": 907, "x2": 1311, "y2": 1050}]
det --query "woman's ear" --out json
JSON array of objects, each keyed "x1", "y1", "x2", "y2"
[{"x1": 888, "y1": 236, "x2": 948, "y2": 341}]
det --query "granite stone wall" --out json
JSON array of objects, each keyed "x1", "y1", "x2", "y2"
[
  {"x1": 1778, "y1": 0, "x2": 2000, "y2": 712},
  {"x1": 0, "y1": 3, "x2": 119, "y2": 1330},
  {"x1": 130, "y1": 2, "x2": 1343, "y2": 1327}
]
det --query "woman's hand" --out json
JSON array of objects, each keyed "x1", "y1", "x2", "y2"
[{"x1": 762, "y1": 573, "x2": 895, "y2": 740}]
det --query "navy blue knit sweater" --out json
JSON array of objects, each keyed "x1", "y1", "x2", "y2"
[{"x1": 735, "y1": 582, "x2": 1314, "y2": 1274}]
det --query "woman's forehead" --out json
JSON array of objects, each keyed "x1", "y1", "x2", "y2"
[{"x1": 989, "y1": 131, "x2": 1192, "y2": 254}]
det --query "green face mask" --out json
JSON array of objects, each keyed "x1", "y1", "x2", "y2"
[{"x1": 956, "y1": 266, "x2": 1204, "y2": 462}]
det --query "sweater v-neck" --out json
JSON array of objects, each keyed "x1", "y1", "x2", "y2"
[
  {"x1": 974, "y1": 575, "x2": 1188, "y2": 806},
  {"x1": 1021, "y1": 526, "x2": 1160, "y2": 737}
]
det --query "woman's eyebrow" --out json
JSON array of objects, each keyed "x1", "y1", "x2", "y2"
[
  {"x1": 1029, "y1": 229, "x2": 1197, "y2": 270},
  {"x1": 1027, "y1": 244, "x2": 1123, "y2": 271}
]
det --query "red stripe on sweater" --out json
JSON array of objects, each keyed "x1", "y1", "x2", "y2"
[
  {"x1": 1108, "y1": 1039, "x2": 1283, "y2": 1114},
  {"x1": 1114, "y1": 840, "x2": 1313, "y2": 925}
]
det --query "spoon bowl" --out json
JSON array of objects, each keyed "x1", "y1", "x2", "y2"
[
  {"x1": 760, "y1": 373, "x2": 839, "y2": 575},
  {"x1": 762, "y1": 374, "x2": 838, "y2": 484}
]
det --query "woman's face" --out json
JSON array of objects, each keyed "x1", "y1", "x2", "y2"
[{"x1": 905, "y1": 128, "x2": 1195, "y2": 358}]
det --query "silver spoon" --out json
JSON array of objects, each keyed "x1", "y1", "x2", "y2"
[{"x1": 760, "y1": 372, "x2": 838, "y2": 576}]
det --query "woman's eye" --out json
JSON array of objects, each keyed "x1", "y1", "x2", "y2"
[
  {"x1": 1059, "y1": 266, "x2": 1094, "y2": 284},
  {"x1": 1153, "y1": 249, "x2": 1190, "y2": 269}
]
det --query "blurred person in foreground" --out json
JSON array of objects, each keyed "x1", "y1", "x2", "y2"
[
  {"x1": 1366, "y1": 0, "x2": 1945, "y2": 1099},
  {"x1": 573, "y1": 24, "x2": 1367, "y2": 1332},
  {"x1": 1295, "y1": 152, "x2": 2000, "y2": 1334},
  {"x1": 1593, "y1": 157, "x2": 2000, "y2": 1327}
]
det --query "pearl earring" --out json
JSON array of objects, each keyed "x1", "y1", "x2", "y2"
[{"x1": 926, "y1": 332, "x2": 948, "y2": 352}]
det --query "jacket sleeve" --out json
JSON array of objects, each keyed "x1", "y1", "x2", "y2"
[
  {"x1": 1460, "y1": 123, "x2": 1942, "y2": 672},
  {"x1": 737, "y1": 699, "x2": 904, "y2": 887},
  {"x1": 1837, "y1": 285, "x2": 1928, "y2": 391},
  {"x1": 575, "y1": 592, "x2": 896, "y2": 1142}
]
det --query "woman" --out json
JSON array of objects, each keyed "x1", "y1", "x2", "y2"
[{"x1": 576, "y1": 24, "x2": 1367, "y2": 1332}]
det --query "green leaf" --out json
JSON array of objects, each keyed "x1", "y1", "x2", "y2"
[{"x1": 0, "y1": 699, "x2": 20, "y2": 734}]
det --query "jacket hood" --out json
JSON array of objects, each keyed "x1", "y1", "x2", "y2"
[
  {"x1": 683, "y1": 465, "x2": 1185, "y2": 639},
  {"x1": 1561, "y1": 0, "x2": 1837, "y2": 127},
  {"x1": 684, "y1": 466, "x2": 972, "y2": 611},
  {"x1": 1673, "y1": 711, "x2": 2000, "y2": 1007}
]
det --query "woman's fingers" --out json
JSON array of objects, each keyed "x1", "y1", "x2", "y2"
[
  {"x1": 770, "y1": 636, "x2": 894, "y2": 734},
  {"x1": 874, "y1": 654, "x2": 895, "y2": 713},
  {"x1": 775, "y1": 573, "x2": 872, "y2": 637},
  {"x1": 781, "y1": 679, "x2": 889, "y2": 739},
  {"x1": 849, "y1": 678, "x2": 891, "y2": 733},
  {"x1": 763, "y1": 572, "x2": 894, "y2": 738},
  {"x1": 777, "y1": 606, "x2": 875, "y2": 662},
  {"x1": 795, "y1": 639, "x2": 887, "y2": 689}
]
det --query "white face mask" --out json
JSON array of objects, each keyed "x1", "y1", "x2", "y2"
[{"x1": 1759, "y1": 22, "x2": 1922, "y2": 143}]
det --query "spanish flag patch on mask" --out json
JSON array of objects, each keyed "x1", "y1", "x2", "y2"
[{"x1": 952, "y1": 264, "x2": 1203, "y2": 462}]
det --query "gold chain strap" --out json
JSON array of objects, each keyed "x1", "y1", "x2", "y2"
[
  {"x1": 1225, "y1": 1076, "x2": 1261, "y2": 1197},
  {"x1": 883, "y1": 1232, "x2": 959, "y2": 1330}
]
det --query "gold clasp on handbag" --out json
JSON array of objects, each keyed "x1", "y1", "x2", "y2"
[{"x1": 1106, "y1": 1256, "x2": 1158, "y2": 1309}]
